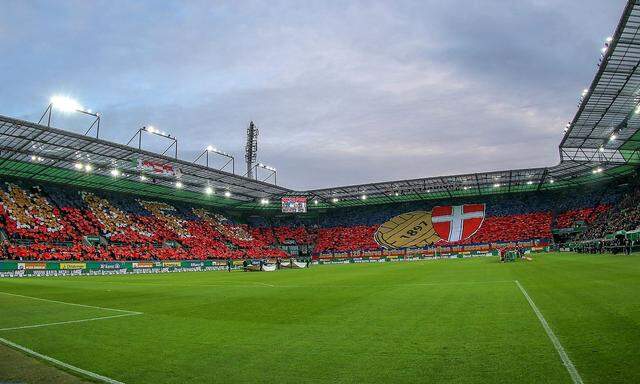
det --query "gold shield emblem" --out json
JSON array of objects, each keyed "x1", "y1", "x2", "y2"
[{"x1": 374, "y1": 211, "x2": 440, "y2": 249}]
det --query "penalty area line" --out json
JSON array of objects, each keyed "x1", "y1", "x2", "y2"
[
  {"x1": 0, "y1": 336, "x2": 126, "y2": 384},
  {"x1": 0, "y1": 291, "x2": 142, "y2": 315},
  {"x1": 0, "y1": 312, "x2": 141, "y2": 331},
  {"x1": 514, "y1": 280, "x2": 583, "y2": 384}
]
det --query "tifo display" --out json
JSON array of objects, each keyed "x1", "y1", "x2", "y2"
[{"x1": 0, "y1": 177, "x2": 637, "y2": 276}]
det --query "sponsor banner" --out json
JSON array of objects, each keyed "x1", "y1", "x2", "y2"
[
  {"x1": 132, "y1": 262, "x2": 154, "y2": 268},
  {"x1": 162, "y1": 261, "x2": 181, "y2": 268},
  {"x1": 18, "y1": 262, "x2": 47, "y2": 270},
  {"x1": 94, "y1": 262, "x2": 124, "y2": 270},
  {"x1": 186, "y1": 261, "x2": 205, "y2": 267},
  {"x1": 59, "y1": 262, "x2": 86, "y2": 270}
]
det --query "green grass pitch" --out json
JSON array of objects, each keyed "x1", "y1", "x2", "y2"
[{"x1": 0, "y1": 252, "x2": 638, "y2": 383}]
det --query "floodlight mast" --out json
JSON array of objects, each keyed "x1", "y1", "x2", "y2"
[
  {"x1": 126, "y1": 125, "x2": 178, "y2": 159},
  {"x1": 193, "y1": 146, "x2": 235, "y2": 174},
  {"x1": 245, "y1": 121, "x2": 258, "y2": 179},
  {"x1": 39, "y1": 96, "x2": 101, "y2": 138}
]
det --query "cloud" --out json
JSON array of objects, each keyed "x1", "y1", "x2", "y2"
[{"x1": 0, "y1": 0, "x2": 627, "y2": 190}]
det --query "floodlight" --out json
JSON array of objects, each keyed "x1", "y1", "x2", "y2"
[
  {"x1": 175, "y1": 181, "x2": 183, "y2": 188},
  {"x1": 204, "y1": 186, "x2": 213, "y2": 195},
  {"x1": 140, "y1": 175, "x2": 147, "y2": 181},
  {"x1": 74, "y1": 162, "x2": 83, "y2": 170},
  {"x1": 313, "y1": 199, "x2": 319, "y2": 205},
  {"x1": 332, "y1": 198, "x2": 339, "y2": 203},
  {"x1": 361, "y1": 195, "x2": 367, "y2": 200},
  {"x1": 224, "y1": 191, "x2": 231, "y2": 198},
  {"x1": 610, "y1": 134, "x2": 617, "y2": 141},
  {"x1": 494, "y1": 183, "x2": 501, "y2": 188},
  {"x1": 110, "y1": 169, "x2": 121, "y2": 177},
  {"x1": 50, "y1": 95, "x2": 83, "y2": 113}
]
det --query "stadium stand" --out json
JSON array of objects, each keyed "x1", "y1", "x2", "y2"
[
  {"x1": 580, "y1": 184, "x2": 640, "y2": 240},
  {"x1": 1, "y1": 176, "x2": 636, "y2": 262}
]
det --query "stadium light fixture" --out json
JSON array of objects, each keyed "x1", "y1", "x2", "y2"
[
  {"x1": 38, "y1": 95, "x2": 102, "y2": 138},
  {"x1": 30, "y1": 155, "x2": 44, "y2": 162},
  {"x1": 606, "y1": 36, "x2": 613, "y2": 42},
  {"x1": 610, "y1": 134, "x2": 617, "y2": 141},
  {"x1": 194, "y1": 145, "x2": 235, "y2": 174},
  {"x1": 249, "y1": 162, "x2": 277, "y2": 184},
  {"x1": 139, "y1": 175, "x2": 147, "y2": 181},
  {"x1": 599, "y1": 146, "x2": 605, "y2": 152},
  {"x1": 204, "y1": 186, "x2": 213, "y2": 195},
  {"x1": 526, "y1": 181, "x2": 533, "y2": 185},
  {"x1": 332, "y1": 197, "x2": 339, "y2": 203},
  {"x1": 313, "y1": 199, "x2": 319, "y2": 205},
  {"x1": 74, "y1": 162, "x2": 83, "y2": 170},
  {"x1": 493, "y1": 183, "x2": 501, "y2": 188},
  {"x1": 50, "y1": 96, "x2": 83, "y2": 113},
  {"x1": 260, "y1": 198, "x2": 270, "y2": 205},
  {"x1": 549, "y1": 179, "x2": 555, "y2": 184},
  {"x1": 84, "y1": 164, "x2": 93, "y2": 172},
  {"x1": 361, "y1": 194, "x2": 367, "y2": 200},
  {"x1": 463, "y1": 186, "x2": 468, "y2": 190},
  {"x1": 127, "y1": 125, "x2": 178, "y2": 159},
  {"x1": 175, "y1": 181, "x2": 183, "y2": 189},
  {"x1": 224, "y1": 191, "x2": 231, "y2": 198},
  {"x1": 110, "y1": 169, "x2": 121, "y2": 177},
  {"x1": 394, "y1": 192, "x2": 400, "y2": 196}
]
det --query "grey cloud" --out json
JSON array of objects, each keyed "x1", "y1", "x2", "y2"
[{"x1": 0, "y1": 0, "x2": 627, "y2": 190}]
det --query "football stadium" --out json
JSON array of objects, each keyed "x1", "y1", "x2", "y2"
[{"x1": 1, "y1": 1, "x2": 640, "y2": 384}]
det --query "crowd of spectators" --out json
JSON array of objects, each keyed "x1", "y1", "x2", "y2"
[
  {"x1": 580, "y1": 185, "x2": 640, "y2": 240},
  {"x1": 0, "y1": 178, "x2": 637, "y2": 261}
]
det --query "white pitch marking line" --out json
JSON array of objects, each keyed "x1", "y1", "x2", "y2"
[
  {"x1": 0, "y1": 291, "x2": 142, "y2": 315},
  {"x1": 0, "y1": 312, "x2": 141, "y2": 331},
  {"x1": 0, "y1": 336, "x2": 126, "y2": 384},
  {"x1": 515, "y1": 280, "x2": 584, "y2": 384},
  {"x1": 253, "y1": 282, "x2": 275, "y2": 287}
]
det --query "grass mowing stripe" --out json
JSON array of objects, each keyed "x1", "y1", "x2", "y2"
[
  {"x1": 0, "y1": 291, "x2": 142, "y2": 315},
  {"x1": 515, "y1": 280, "x2": 584, "y2": 384},
  {"x1": 0, "y1": 312, "x2": 141, "y2": 331},
  {"x1": 0, "y1": 336, "x2": 126, "y2": 384}
]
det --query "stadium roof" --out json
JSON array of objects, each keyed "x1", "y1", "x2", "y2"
[
  {"x1": 1, "y1": 1, "x2": 640, "y2": 211},
  {"x1": 0, "y1": 115, "x2": 291, "y2": 209}
]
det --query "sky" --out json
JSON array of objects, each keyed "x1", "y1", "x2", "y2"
[{"x1": 0, "y1": 0, "x2": 627, "y2": 190}]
